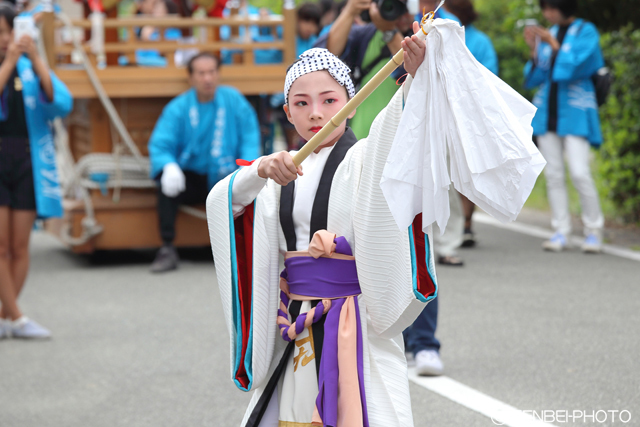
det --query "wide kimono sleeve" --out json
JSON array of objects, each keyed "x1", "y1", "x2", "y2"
[
  {"x1": 524, "y1": 59, "x2": 547, "y2": 90},
  {"x1": 352, "y1": 78, "x2": 438, "y2": 339},
  {"x1": 553, "y1": 22, "x2": 603, "y2": 82},
  {"x1": 148, "y1": 98, "x2": 184, "y2": 179},
  {"x1": 206, "y1": 170, "x2": 283, "y2": 392},
  {"x1": 233, "y1": 91, "x2": 261, "y2": 162},
  {"x1": 38, "y1": 72, "x2": 73, "y2": 120}
]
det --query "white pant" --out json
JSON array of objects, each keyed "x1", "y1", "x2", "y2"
[
  {"x1": 434, "y1": 186, "x2": 463, "y2": 257},
  {"x1": 537, "y1": 133, "x2": 604, "y2": 236}
]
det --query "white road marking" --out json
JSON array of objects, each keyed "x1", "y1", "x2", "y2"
[
  {"x1": 474, "y1": 213, "x2": 640, "y2": 263},
  {"x1": 408, "y1": 370, "x2": 558, "y2": 427}
]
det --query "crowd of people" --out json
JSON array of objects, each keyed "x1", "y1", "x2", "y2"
[{"x1": 0, "y1": 0, "x2": 606, "y2": 410}]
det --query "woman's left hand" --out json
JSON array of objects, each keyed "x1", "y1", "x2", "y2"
[
  {"x1": 530, "y1": 26, "x2": 560, "y2": 51},
  {"x1": 16, "y1": 35, "x2": 37, "y2": 59},
  {"x1": 402, "y1": 21, "x2": 426, "y2": 78}
]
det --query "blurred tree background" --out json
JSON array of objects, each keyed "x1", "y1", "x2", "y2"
[{"x1": 472, "y1": 0, "x2": 640, "y2": 224}]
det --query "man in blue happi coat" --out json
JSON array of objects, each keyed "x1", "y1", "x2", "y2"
[{"x1": 148, "y1": 53, "x2": 260, "y2": 273}]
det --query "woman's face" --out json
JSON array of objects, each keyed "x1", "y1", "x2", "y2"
[
  {"x1": 284, "y1": 70, "x2": 355, "y2": 149},
  {"x1": 0, "y1": 17, "x2": 12, "y2": 59}
]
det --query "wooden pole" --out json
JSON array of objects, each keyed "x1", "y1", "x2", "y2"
[
  {"x1": 282, "y1": 6, "x2": 296, "y2": 66},
  {"x1": 41, "y1": 11, "x2": 56, "y2": 69},
  {"x1": 291, "y1": 15, "x2": 435, "y2": 167}
]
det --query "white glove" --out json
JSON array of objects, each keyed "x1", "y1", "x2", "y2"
[{"x1": 161, "y1": 162, "x2": 186, "y2": 198}]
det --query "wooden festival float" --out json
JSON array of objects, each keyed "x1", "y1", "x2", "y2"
[{"x1": 41, "y1": 1, "x2": 296, "y2": 253}]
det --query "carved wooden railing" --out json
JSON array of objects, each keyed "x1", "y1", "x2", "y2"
[{"x1": 42, "y1": 10, "x2": 296, "y2": 97}]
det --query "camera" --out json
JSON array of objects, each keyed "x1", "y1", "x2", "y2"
[{"x1": 361, "y1": 0, "x2": 407, "y2": 23}]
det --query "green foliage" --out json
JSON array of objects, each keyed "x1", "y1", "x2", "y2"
[
  {"x1": 577, "y1": 0, "x2": 640, "y2": 33},
  {"x1": 250, "y1": 0, "x2": 312, "y2": 14},
  {"x1": 597, "y1": 26, "x2": 640, "y2": 223},
  {"x1": 474, "y1": 0, "x2": 541, "y2": 99}
]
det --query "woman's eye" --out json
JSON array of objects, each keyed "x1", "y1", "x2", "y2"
[
  {"x1": 325, "y1": 99, "x2": 336, "y2": 104},
  {"x1": 295, "y1": 101, "x2": 307, "y2": 107}
]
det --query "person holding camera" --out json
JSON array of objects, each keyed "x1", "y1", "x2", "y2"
[
  {"x1": 524, "y1": 0, "x2": 604, "y2": 253},
  {"x1": 0, "y1": 2, "x2": 72, "y2": 339},
  {"x1": 325, "y1": 0, "x2": 414, "y2": 139}
]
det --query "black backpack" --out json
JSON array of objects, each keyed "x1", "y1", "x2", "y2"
[
  {"x1": 576, "y1": 20, "x2": 613, "y2": 107},
  {"x1": 592, "y1": 66, "x2": 613, "y2": 107}
]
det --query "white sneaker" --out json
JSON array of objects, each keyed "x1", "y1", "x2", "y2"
[
  {"x1": 542, "y1": 232, "x2": 568, "y2": 252},
  {"x1": 405, "y1": 351, "x2": 416, "y2": 368},
  {"x1": 415, "y1": 349, "x2": 444, "y2": 376},
  {"x1": 9, "y1": 316, "x2": 51, "y2": 339},
  {"x1": 581, "y1": 233, "x2": 602, "y2": 254}
]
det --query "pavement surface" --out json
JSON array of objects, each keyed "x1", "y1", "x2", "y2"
[{"x1": 1, "y1": 219, "x2": 639, "y2": 427}]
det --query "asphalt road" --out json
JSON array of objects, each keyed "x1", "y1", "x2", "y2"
[{"x1": 1, "y1": 221, "x2": 638, "y2": 427}]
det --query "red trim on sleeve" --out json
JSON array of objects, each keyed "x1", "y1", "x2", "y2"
[
  {"x1": 233, "y1": 202, "x2": 255, "y2": 388},
  {"x1": 412, "y1": 213, "x2": 436, "y2": 299},
  {"x1": 236, "y1": 159, "x2": 256, "y2": 166}
]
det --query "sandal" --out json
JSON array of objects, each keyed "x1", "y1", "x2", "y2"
[{"x1": 438, "y1": 255, "x2": 464, "y2": 266}]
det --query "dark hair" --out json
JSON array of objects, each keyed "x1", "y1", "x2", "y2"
[
  {"x1": 539, "y1": 0, "x2": 578, "y2": 18},
  {"x1": 163, "y1": 0, "x2": 179, "y2": 15},
  {"x1": 319, "y1": 0, "x2": 336, "y2": 16},
  {"x1": 297, "y1": 3, "x2": 322, "y2": 26},
  {"x1": 0, "y1": 1, "x2": 16, "y2": 29},
  {"x1": 187, "y1": 52, "x2": 220, "y2": 74},
  {"x1": 445, "y1": 0, "x2": 478, "y2": 26}
]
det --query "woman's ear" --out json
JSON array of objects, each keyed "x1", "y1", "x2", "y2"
[
  {"x1": 348, "y1": 108, "x2": 357, "y2": 120},
  {"x1": 283, "y1": 104, "x2": 294, "y2": 124}
]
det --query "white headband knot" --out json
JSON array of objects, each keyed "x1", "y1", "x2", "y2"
[{"x1": 284, "y1": 48, "x2": 355, "y2": 104}]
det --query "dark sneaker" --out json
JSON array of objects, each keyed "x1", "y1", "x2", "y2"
[
  {"x1": 150, "y1": 245, "x2": 179, "y2": 273},
  {"x1": 461, "y1": 228, "x2": 476, "y2": 248},
  {"x1": 438, "y1": 255, "x2": 464, "y2": 266}
]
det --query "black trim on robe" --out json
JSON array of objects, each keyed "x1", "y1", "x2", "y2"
[
  {"x1": 280, "y1": 180, "x2": 297, "y2": 252},
  {"x1": 308, "y1": 127, "x2": 358, "y2": 242}
]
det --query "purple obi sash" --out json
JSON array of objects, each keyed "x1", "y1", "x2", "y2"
[
  {"x1": 283, "y1": 255, "x2": 360, "y2": 299},
  {"x1": 277, "y1": 234, "x2": 369, "y2": 427}
]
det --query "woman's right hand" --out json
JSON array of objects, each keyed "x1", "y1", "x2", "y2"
[{"x1": 257, "y1": 151, "x2": 303, "y2": 186}]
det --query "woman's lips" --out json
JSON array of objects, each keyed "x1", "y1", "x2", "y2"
[{"x1": 310, "y1": 126, "x2": 322, "y2": 133}]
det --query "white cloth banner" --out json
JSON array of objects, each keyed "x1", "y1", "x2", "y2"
[{"x1": 380, "y1": 19, "x2": 546, "y2": 234}]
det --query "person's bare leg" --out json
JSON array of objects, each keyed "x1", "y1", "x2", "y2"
[
  {"x1": 0, "y1": 207, "x2": 22, "y2": 321},
  {"x1": 460, "y1": 194, "x2": 475, "y2": 230},
  {"x1": 9, "y1": 209, "x2": 36, "y2": 299}
]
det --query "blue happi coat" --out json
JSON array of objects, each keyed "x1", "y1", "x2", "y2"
[
  {"x1": 0, "y1": 56, "x2": 73, "y2": 218},
  {"x1": 437, "y1": 10, "x2": 499, "y2": 75},
  {"x1": 524, "y1": 19, "x2": 604, "y2": 146},
  {"x1": 148, "y1": 86, "x2": 260, "y2": 189},
  {"x1": 415, "y1": 9, "x2": 498, "y2": 75}
]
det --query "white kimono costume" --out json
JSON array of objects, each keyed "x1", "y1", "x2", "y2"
[{"x1": 207, "y1": 78, "x2": 439, "y2": 427}]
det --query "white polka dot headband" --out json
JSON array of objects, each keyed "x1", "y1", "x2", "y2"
[{"x1": 284, "y1": 48, "x2": 356, "y2": 104}]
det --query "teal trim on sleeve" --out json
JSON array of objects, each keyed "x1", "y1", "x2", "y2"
[{"x1": 228, "y1": 170, "x2": 251, "y2": 391}]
